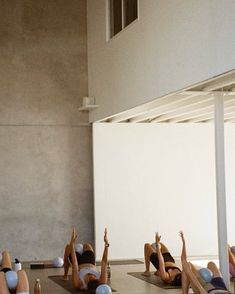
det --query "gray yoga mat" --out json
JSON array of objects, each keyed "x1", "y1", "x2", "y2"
[
  {"x1": 128, "y1": 272, "x2": 181, "y2": 289},
  {"x1": 48, "y1": 275, "x2": 116, "y2": 293},
  {"x1": 96, "y1": 259, "x2": 143, "y2": 266}
]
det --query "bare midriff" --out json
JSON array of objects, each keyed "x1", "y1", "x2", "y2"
[
  {"x1": 164, "y1": 261, "x2": 177, "y2": 268},
  {"x1": 79, "y1": 263, "x2": 96, "y2": 270}
]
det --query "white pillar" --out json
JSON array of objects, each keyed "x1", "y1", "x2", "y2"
[{"x1": 214, "y1": 92, "x2": 229, "y2": 289}]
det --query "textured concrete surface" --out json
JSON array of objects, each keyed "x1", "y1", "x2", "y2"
[{"x1": 0, "y1": 0, "x2": 93, "y2": 260}]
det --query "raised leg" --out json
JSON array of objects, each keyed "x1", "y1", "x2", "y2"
[
  {"x1": 181, "y1": 270, "x2": 190, "y2": 294},
  {"x1": 143, "y1": 243, "x2": 155, "y2": 276},
  {"x1": 159, "y1": 242, "x2": 170, "y2": 254},
  {"x1": 1, "y1": 251, "x2": 12, "y2": 270},
  {"x1": 0, "y1": 272, "x2": 10, "y2": 294},
  {"x1": 207, "y1": 261, "x2": 222, "y2": 278},
  {"x1": 16, "y1": 270, "x2": 29, "y2": 294}
]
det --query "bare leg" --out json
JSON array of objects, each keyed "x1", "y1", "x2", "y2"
[
  {"x1": 2, "y1": 251, "x2": 12, "y2": 269},
  {"x1": 182, "y1": 270, "x2": 190, "y2": 294},
  {"x1": 207, "y1": 262, "x2": 221, "y2": 278},
  {"x1": 159, "y1": 242, "x2": 170, "y2": 254},
  {"x1": 63, "y1": 244, "x2": 71, "y2": 280},
  {"x1": 143, "y1": 243, "x2": 155, "y2": 276},
  {"x1": 183, "y1": 262, "x2": 207, "y2": 294},
  {"x1": 0, "y1": 272, "x2": 10, "y2": 294},
  {"x1": 16, "y1": 270, "x2": 29, "y2": 294}
]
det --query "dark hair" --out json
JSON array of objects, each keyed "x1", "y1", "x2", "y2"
[
  {"x1": 87, "y1": 279, "x2": 100, "y2": 291},
  {"x1": 171, "y1": 273, "x2": 182, "y2": 286}
]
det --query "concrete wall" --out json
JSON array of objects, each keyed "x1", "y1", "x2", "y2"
[
  {"x1": 87, "y1": 0, "x2": 235, "y2": 122},
  {"x1": 0, "y1": 0, "x2": 93, "y2": 260}
]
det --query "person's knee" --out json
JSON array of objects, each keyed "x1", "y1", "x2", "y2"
[
  {"x1": 207, "y1": 261, "x2": 221, "y2": 276},
  {"x1": 144, "y1": 243, "x2": 152, "y2": 252},
  {"x1": 207, "y1": 261, "x2": 217, "y2": 269},
  {"x1": 144, "y1": 243, "x2": 151, "y2": 248}
]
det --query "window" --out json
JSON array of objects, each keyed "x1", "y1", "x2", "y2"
[{"x1": 109, "y1": 0, "x2": 138, "y2": 39}]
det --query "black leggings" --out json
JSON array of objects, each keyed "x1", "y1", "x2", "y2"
[{"x1": 69, "y1": 250, "x2": 95, "y2": 265}]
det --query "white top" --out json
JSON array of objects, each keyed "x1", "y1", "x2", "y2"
[{"x1": 79, "y1": 267, "x2": 100, "y2": 289}]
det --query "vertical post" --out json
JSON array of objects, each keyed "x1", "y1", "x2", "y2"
[{"x1": 214, "y1": 92, "x2": 229, "y2": 289}]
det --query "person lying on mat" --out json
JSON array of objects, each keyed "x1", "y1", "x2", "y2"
[
  {"x1": 179, "y1": 230, "x2": 231, "y2": 294},
  {"x1": 143, "y1": 232, "x2": 182, "y2": 286},
  {"x1": 63, "y1": 228, "x2": 109, "y2": 292},
  {"x1": 0, "y1": 250, "x2": 29, "y2": 294}
]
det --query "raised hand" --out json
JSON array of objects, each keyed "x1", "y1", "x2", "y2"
[
  {"x1": 104, "y1": 227, "x2": 109, "y2": 246},
  {"x1": 179, "y1": 230, "x2": 185, "y2": 242},
  {"x1": 155, "y1": 232, "x2": 161, "y2": 244},
  {"x1": 70, "y1": 228, "x2": 78, "y2": 244}
]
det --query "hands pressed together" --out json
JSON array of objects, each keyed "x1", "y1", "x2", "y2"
[
  {"x1": 179, "y1": 230, "x2": 185, "y2": 241},
  {"x1": 70, "y1": 228, "x2": 78, "y2": 244},
  {"x1": 104, "y1": 227, "x2": 109, "y2": 247}
]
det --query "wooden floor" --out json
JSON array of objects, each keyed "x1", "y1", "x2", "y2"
[{"x1": 24, "y1": 261, "x2": 183, "y2": 294}]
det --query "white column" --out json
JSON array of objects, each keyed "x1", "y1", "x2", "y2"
[{"x1": 214, "y1": 92, "x2": 229, "y2": 289}]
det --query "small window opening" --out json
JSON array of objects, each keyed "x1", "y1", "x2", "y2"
[{"x1": 109, "y1": 0, "x2": 138, "y2": 39}]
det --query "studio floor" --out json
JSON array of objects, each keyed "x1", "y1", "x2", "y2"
[
  {"x1": 23, "y1": 258, "x2": 235, "y2": 294},
  {"x1": 24, "y1": 260, "x2": 182, "y2": 294}
]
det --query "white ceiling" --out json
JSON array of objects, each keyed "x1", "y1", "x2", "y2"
[{"x1": 98, "y1": 70, "x2": 235, "y2": 123}]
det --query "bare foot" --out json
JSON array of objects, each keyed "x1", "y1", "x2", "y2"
[
  {"x1": 142, "y1": 270, "x2": 151, "y2": 277},
  {"x1": 63, "y1": 275, "x2": 69, "y2": 281}
]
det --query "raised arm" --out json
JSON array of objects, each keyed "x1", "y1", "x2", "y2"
[
  {"x1": 179, "y1": 230, "x2": 187, "y2": 263},
  {"x1": 70, "y1": 228, "x2": 82, "y2": 289},
  {"x1": 155, "y1": 232, "x2": 170, "y2": 282},
  {"x1": 99, "y1": 228, "x2": 109, "y2": 284},
  {"x1": 179, "y1": 231, "x2": 207, "y2": 294}
]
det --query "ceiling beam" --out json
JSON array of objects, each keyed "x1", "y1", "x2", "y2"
[
  {"x1": 203, "y1": 77, "x2": 235, "y2": 91},
  {"x1": 161, "y1": 96, "x2": 235, "y2": 123},
  {"x1": 168, "y1": 107, "x2": 214, "y2": 123},
  {"x1": 185, "y1": 106, "x2": 235, "y2": 123},
  {"x1": 109, "y1": 92, "x2": 185, "y2": 123},
  {"x1": 130, "y1": 92, "x2": 210, "y2": 123},
  {"x1": 150, "y1": 98, "x2": 214, "y2": 123}
]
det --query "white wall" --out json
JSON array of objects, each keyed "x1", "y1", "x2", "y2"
[
  {"x1": 93, "y1": 123, "x2": 235, "y2": 260},
  {"x1": 87, "y1": 0, "x2": 235, "y2": 122}
]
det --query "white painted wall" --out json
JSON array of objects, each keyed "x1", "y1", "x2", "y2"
[
  {"x1": 87, "y1": 0, "x2": 235, "y2": 122},
  {"x1": 93, "y1": 123, "x2": 235, "y2": 260}
]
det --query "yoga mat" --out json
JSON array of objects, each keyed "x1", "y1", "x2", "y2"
[
  {"x1": 31, "y1": 259, "x2": 143, "y2": 269},
  {"x1": 48, "y1": 275, "x2": 116, "y2": 293},
  {"x1": 96, "y1": 259, "x2": 143, "y2": 266},
  {"x1": 128, "y1": 272, "x2": 181, "y2": 289}
]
